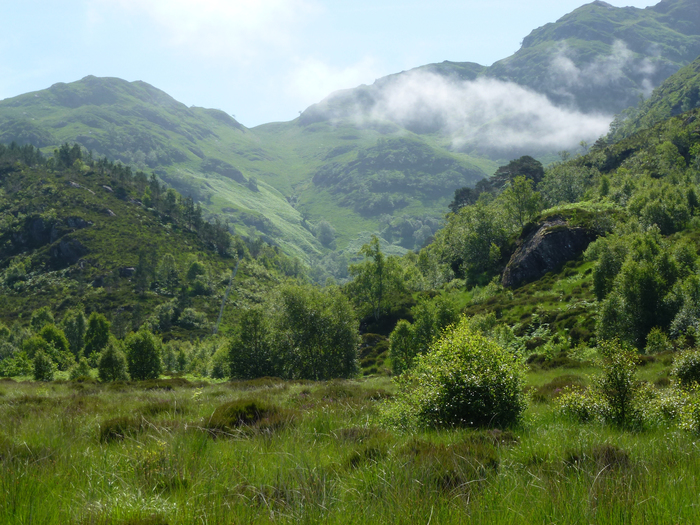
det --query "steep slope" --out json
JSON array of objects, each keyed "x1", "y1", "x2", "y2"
[
  {"x1": 0, "y1": 77, "x2": 490, "y2": 260},
  {"x1": 609, "y1": 54, "x2": 700, "y2": 140},
  {"x1": 299, "y1": 0, "x2": 700, "y2": 156},
  {"x1": 0, "y1": 76, "x2": 322, "y2": 260},
  {"x1": 1, "y1": 0, "x2": 698, "y2": 264},
  {"x1": 489, "y1": 0, "x2": 700, "y2": 113}
]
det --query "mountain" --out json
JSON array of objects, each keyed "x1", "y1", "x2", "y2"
[
  {"x1": 0, "y1": 76, "x2": 489, "y2": 264},
  {"x1": 609, "y1": 54, "x2": 700, "y2": 140},
  {"x1": 301, "y1": 0, "x2": 700, "y2": 156},
  {"x1": 0, "y1": 0, "x2": 698, "y2": 267}
]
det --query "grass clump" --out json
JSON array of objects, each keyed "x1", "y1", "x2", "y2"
[
  {"x1": 564, "y1": 443, "x2": 631, "y2": 471},
  {"x1": 397, "y1": 436, "x2": 499, "y2": 495},
  {"x1": 99, "y1": 416, "x2": 145, "y2": 442},
  {"x1": 205, "y1": 398, "x2": 294, "y2": 435}
]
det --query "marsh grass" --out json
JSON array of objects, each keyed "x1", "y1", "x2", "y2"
[{"x1": 3, "y1": 370, "x2": 700, "y2": 523}]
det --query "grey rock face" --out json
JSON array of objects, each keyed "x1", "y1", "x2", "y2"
[{"x1": 502, "y1": 218, "x2": 596, "y2": 288}]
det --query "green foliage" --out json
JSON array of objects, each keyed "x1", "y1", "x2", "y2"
[
  {"x1": 596, "y1": 340, "x2": 642, "y2": 428},
  {"x1": 32, "y1": 350, "x2": 55, "y2": 382},
  {"x1": 84, "y1": 313, "x2": 111, "y2": 357},
  {"x1": 501, "y1": 176, "x2": 542, "y2": 228},
  {"x1": 389, "y1": 320, "x2": 414, "y2": 376},
  {"x1": 30, "y1": 307, "x2": 54, "y2": 332},
  {"x1": 0, "y1": 351, "x2": 32, "y2": 377},
  {"x1": 269, "y1": 284, "x2": 360, "y2": 380},
  {"x1": 595, "y1": 228, "x2": 695, "y2": 349},
  {"x1": 38, "y1": 324, "x2": 70, "y2": 356},
  {"x1": 435, "y1": 200, "x2": 508, "y2": 284},
  {"x1": 672, "y1": 349, "x2": 700, "y2": 388},
  {"x1": 69, "y1": 357, "x2": 92, "y2": 380},
  {"x1": 346, "y1": 236, "x2": 405, "y2": 321},
  {"x1": 388, "y1": 295, "x2": 460, "y2": 375},
  {"x1": 229, "y1": 306, "x2": 274, "y2": 379},
  {"x1": 62, "y1": 308, "x2": 87, "y2": 357},
  {"x1": 558, "y1": 340, "x2": 643, "y2": 428},
  {"x1": 645, "y1": 327, "x2": 671, "y2": 354},
  {"x1": 125, "y1": 329, "x2": 163, "y2": 381},
  {"x1": 98, "y1": 340, "x2": 130, "y2": 382},
  {"x1": 383, "y1": 317, "x2": 527, "y2": 429},
  {"x1": 540, "y1": 164, "x2": 598, "y2": 206}
]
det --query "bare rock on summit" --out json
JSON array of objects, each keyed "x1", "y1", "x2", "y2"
[{"x1": 502, "y1": 217, "x2": 596, "y2": 288}]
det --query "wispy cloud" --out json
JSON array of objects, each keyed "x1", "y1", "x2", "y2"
[
  {"x1": 319, "y1": 70, "x2": 611, "y2": 152},
  {"x1": 286, "y1": 57, "x2": 381, "y2": 113},
  {"x1": 90, "y1": 0, "x2": 319, "y2": 62},
  {"x1": 549, "y1": 40, "x2": 658, "y2": 99}
]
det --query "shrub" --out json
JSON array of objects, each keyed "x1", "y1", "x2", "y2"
[
  {"x1": 33, "y1": 350, "x2": 55, "y2": 382},
  {"x1": 557, "y1": 340, "x2": 644, "y2": 428},
  {"x1": 645, "y1": 327, "x2": 671, "y2": 354},
  {"x1": 84, "y1": 312, "x2": 111, "y2": 356},
  {"x1": 126, "y1": 329, "x2": 163, "y2": 381},
  {"x1": 596, "y1": 340, "x2": 641, "y2": 427},
  {"x1": 672, "y1": 349, "x2": 700, "y2": 388},
  {"x1": 98, "y1": 340, "x2": 130, "y2": 382},
  {"x1": 69, "y1": 357, "x2": 92, "y2": 380},
  {"x1": 382, "y1": 317, "x2": 526, "y2": 429}
]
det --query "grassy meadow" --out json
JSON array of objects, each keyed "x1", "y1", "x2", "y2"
[{"x1": 1, "y1": 359, "x2": 699, "y2": 525}]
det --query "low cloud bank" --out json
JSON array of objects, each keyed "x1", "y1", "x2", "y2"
[{"x1": 368, "y1": 72, "x2": 612, "y2": 152}]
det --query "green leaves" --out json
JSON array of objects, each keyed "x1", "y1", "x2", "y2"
[{"x1": 384, "y1": 317, "x2": 526, "y2": 430}]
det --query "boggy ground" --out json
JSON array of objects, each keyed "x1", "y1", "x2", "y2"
[{"x1": 0, "y1": 367, "x2": 698, "y2": 525}]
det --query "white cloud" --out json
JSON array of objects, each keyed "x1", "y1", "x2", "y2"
[
  {"x1": 287, "y1": 57, "x2": 381, "y2": 112},
  {"x1": 549, "y1": 40, "x2": 658, "y2": 98},
  {"x1": 361, "y1": 71, "x2": 611, "y2": 151},
  {"x1": 91, "y1": 0, "x2": 319, "y2": 62}
]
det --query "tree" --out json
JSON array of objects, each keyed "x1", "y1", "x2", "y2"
[
  {"x1": 33, "y1": 350, "x2": 55, "y2": 382},
  {"x1": 314, "y1": 220, "x2": 337, "y2": 248},
  {"x1": 98, "y1": 340, "x2": 130, "y2": 382},
  {"x1": 30, "y1": 306, "x2": 54, "y2": 332},
  {"x1": 69, "y1": 358, "x2": 92, "y2": 380},
  {"x1": 492, "y1": 155, "x2": 545, "y2": 189},
  {"x1": 501, "y1": 176, "x2": 542, "y2": 228},
  {"x1": 39, "y1": 324, "x2": 69, "y2": 353},
  {"x1": 269, "y1": 284, "x2": 360, "y2": 380},
  {"x1": 125, "y1": 329, "x2": 162, "y2": 380},
  {"x1": 62, "y1": 307, "x2": 87, "y2": 357},
  {"x1": 347, "y1": 236, "x2": 404, "y2": 321},
  {"x1": 84, "y1": 313, "x2": 111, "y2": 357},
  {"x1": 156, "y1": 254, "x2": 180, "y2": 295},
  {"x1": 229, "y1": 306, "x2": 275, "y2": 379},
  {"x1": 389, "y1": 319, "x2": 415, "y2": 375},
  {"x1": 540, "y1": 164, "x2": 596, "y2": 205},
  {"x1": 435, "y1": 200, "x2": 508, "y2": 283}
]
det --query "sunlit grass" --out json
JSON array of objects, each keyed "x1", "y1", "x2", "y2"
[{"x1": 2, "y1": 369, "x2": 700, "y2": 524}]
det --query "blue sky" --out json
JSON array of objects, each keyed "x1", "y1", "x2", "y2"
[{"x1": 2, "y1": 0, "x2": 659, "y2": 127}]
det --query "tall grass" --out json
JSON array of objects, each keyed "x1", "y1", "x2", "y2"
[{"x1": 1, "y1": 373, "x2": 700, "y2": 524}]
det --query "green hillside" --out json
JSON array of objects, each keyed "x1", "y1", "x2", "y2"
[
  {"x1": 303, "y1": 0, "x2": 700, "y2": 127},
  {"x1": 610, "y1": 54, "x2": 700, "y2": 140},
  {"x1": 1, "y1": 0, "x2": 698, "y2": 266},
  {"x1": 0, "y1": 76, "x2": 490, "y2": 265},
  {"x1": 0, "y1": 143, "x2": 302, "y2": 337}
]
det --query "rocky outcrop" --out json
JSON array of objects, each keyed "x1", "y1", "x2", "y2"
[
  {"x1": 502, "y1": 218, "x2": 596, "y2": 288},
  {"x1": 50, "y1": 238, "x2": 88, "y2": 267}
]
